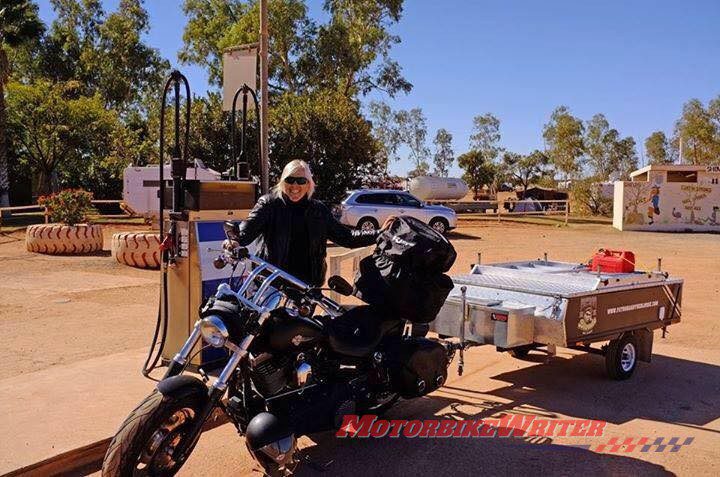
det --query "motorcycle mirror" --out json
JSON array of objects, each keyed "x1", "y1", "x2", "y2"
[
  {"x1": 328, "y1": 275, "x2": 353, "y2": 296},
  {"x1": 223, "y1": 221, "x2": 240, "y2": 241},
  {"x1": 213, "y1": 256, "x2": 227, "y2": 269}
]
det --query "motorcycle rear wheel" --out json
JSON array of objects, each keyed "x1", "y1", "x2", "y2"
[{"x1": 102, "y1": 391, "x2": 204, "y2": 476}]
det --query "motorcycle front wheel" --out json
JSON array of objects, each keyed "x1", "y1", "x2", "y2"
[{"x1": 102, "y1": 391, "x2": 204, "y2": 476}]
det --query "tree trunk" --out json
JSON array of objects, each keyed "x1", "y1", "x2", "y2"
[
  {"x1": 36, "y1": 168, "x2": 53, "y2": 197},
  {"x1": 0, "y1": 74, "x2": 9, "y2": 207}
]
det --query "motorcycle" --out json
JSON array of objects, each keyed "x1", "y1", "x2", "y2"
[{"x1": 102, "y1": 222, "x2": 456, "y2": 476}]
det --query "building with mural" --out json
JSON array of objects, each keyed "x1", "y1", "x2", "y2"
[{"x1": 613, "y1": 164, "x2": 720, "y2": 232}]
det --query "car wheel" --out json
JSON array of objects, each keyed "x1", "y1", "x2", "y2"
[
  {"x1": 357, "y1": 217, "x2": 379, "y2": 232},
  {"x1": 429, "y1": 217, "x2": 448, "y2": 235}
]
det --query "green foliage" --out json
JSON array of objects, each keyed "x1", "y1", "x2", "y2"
[
  {"x1": 396, "y1": 107, "x2": 429, "y2": 175},
  {"x1": 368, "y1": 100, "x2": 402, "y2": 169},
  {"x1": 269, "y1": 89, "x2": 382, "y2": 203},
  {"x1": 37, "y1": 188, "x2": 93, "y2": 225},
  {"x1": 645, "y1": 131, "x2": 672, "y2": 165},
  {"x1": 0, "y1": 0, "x2": 45, "y2": 206},
  {"x1": 469, "y1": 113, "x2": 502, "y2": 163},
  {"x1": 610, "y1": 136, "x2": 638, "y2": 180},
  {"x1": 180, "y1": 0, "x2": 410, "y2": 97},
  {"x1": 673, "y1": 97, "x2": 720, "y2": 165},
  {"x1": 570, "y1": 177, "x2": 612, "y2": 217},
  {"x1": 6, "y1": 80, "x2": 128, "y2": 196},
  {"x1": 432, "y1": 128, "x2": 453, "y2": 177},
  {"x1": 502, "y1": 149, "x2": 549, "y2": 192},
  {"x1": 458, "y1": 150, "x2": 495, "y2": 195},
  {"x1": 542, "y1": 106, "x2": 585, "y2": 182}
]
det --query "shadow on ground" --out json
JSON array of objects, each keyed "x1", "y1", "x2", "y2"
[
  {"x1": 482, "y1": 351, "x2": 720, "y2": 427},
  {"x1": 299, "y1": 392, "x2": 672, "y2": 477}
]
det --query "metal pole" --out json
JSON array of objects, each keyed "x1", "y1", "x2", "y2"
[
  {"x1": 458, "y1": 286, "x2": 467, "y2": 376},
  {"x1": 259, "y1": 0, "x2": 270, "y2": 194}
]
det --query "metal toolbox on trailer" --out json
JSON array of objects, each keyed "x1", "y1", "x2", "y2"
[{"x1": 431, "y1": 258, "x2": 683, "y2": 378}]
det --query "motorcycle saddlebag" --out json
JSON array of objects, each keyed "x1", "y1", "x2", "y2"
[{"x1": 391, "y1": 338, "x2": 449, "y2": 399}]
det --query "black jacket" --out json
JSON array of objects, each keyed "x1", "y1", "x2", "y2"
[{"x1": 236, "y1": 193, "x2": 379, "y2": 285}]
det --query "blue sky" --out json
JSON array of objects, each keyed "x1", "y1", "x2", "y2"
[{"x1": 35, "y1": 0, "x2": 720, "y2": 177}]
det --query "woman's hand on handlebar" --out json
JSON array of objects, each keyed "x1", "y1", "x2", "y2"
[{"x1": 381, "y1": 216, "x2": 397, "y2": 231}]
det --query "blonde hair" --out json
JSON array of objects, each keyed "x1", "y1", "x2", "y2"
[{"x1": 273, "y1": 159, "x2": 316, "y2": 198}]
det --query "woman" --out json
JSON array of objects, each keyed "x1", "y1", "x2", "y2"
[{"x1": 230, "y1": 160, "x2": 391, "y2": 286}]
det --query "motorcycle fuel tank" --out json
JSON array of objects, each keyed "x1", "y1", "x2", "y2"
[{"x1": 268, "y1": 312, "x2": 324, "y2": 352}]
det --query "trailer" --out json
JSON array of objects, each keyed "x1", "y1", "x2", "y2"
[{"x1": 432, "y1": 256, "x2": 683, "y2": 379}]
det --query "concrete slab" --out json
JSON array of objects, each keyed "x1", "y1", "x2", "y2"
[{"x1": 0, "y1": 347, "x2": 155, "y2": 474}]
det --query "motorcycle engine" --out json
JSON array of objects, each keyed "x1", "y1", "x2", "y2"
[{"x1": 251, "y1": 353, "x2": 292, "y2": 396}]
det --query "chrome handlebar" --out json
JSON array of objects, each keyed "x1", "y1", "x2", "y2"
[{"x1": 214, "y1": 247, "x2": 344, "y2": 317}]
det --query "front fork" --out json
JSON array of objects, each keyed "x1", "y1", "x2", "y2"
[{"x1": 161, "y1": 321, "x2": 257, "y2": 462}]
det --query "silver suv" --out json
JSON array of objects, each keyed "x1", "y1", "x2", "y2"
[{"x1": 337, "y1": 190, "x2": 457, "y2": 234}]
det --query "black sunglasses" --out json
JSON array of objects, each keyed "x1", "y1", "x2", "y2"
[{"x1": 284, "y1": 176, "x2": 309, "y2": 185}]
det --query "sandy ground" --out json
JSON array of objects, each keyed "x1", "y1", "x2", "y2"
[
  {"x1": 1, "y1": 221, "x2": 719, "y2": 475},
  {"x1": 0, "y1": 226, "x2": 158, "y2": 377}
]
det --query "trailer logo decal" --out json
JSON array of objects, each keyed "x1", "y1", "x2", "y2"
[
  {"x1": 607, "y1": 300, "x2": 658, "y2": 315},
  {"x1": 578, "y1": 297, "x2": 597, "y2": 334}
]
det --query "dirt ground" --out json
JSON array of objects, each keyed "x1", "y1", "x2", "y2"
[{"x1": 1, "y1": 221, "x2": 719, "y2": 476}]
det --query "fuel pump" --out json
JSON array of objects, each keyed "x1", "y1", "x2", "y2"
[{"x1": 143, "y1": 72, "x2": 261, "y2": 378}]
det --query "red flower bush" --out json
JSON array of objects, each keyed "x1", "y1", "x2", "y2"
[{"x1": 38, "y1": 189, "x2": 94, "y2": 226}]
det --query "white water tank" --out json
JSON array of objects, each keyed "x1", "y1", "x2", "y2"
[{"x1": 408, "y1": 176, "x2": 469, "y2": 201}]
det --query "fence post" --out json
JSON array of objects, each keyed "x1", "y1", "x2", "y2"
[
  {"x1": 497, "y1": 202, "x2": 501, "y2": 223},
  {"x1": 564, "y1": 200, "x2": 569, "y2": 225},
  {"x1": 44, "y1": 206, "x2": 49, "y2": 224}
]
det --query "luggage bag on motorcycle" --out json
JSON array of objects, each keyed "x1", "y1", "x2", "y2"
[
  {"x1": 354, "y1": 216, "x2": 456, "y2": 323},
  {"x1": 376, "y1": 216, "x2": 456, "y2": 275},
  {"x1": 390, "y1": 338, "x2": 449, "y2": 399}
]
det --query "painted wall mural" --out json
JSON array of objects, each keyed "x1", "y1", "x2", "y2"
[{"x1": 613, "y1": 180, "x2": 720, "y2": 232}]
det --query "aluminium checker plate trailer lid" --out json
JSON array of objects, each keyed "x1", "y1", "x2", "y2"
[{"x1": 431, "y1": 259, "x2": 683, "y2": 379}]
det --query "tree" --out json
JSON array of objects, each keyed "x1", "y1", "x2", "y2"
[
  {"x1": 584, "y1": 113, "x2": 614, "y2": 179},
  {"x1": 673, "y1": 98, "x2": 720, "y2": 165},
  {"x1": 396, "y1": 107, "x2": 429, "y2": 176},
  {"x1": 610, "y1": 136, "x2": 638, "y2": 180},
  {"x1": 432, "y1": 128, "x2": 453, "y2": 177},
  {"x1": 502, "y1": 149, "x2": 549, "y2": 192},
  {"x1": 469, "y1": 113, "x2": 501, "y2": 163},
  {"x1": 89, "y1": 0, "x2": 170, "y2": 114},
  {"x1": 645, "y1": 131, "x2": 672, "y2": 165},
  {"x1": 269, "y1": 89, "x2": 382, "y2": 203},
  {"x1": 570, "y1": 176, "x2": 612, "y2": 216},
  {"x1": 542, "y1": 106, "x2": 584, "y2": 185},
  {"x1": 180, "y1": 0, "x2": 411, "y2": 97},
  {"x1": 6, "y1": 80, "x2": 125, "y2": 196},
  {"x1": 368, "y1": 100, "x2": 402, "y2": 171},
  {"x1": 458, "y1": 150, "x2": 495, "y2": 196},
  {"x1": 0, "y1": 0, "x2": 45, "y2": 206}
]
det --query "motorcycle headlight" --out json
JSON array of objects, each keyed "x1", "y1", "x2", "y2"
[{"x1": 200, "y1": 315, "x2": 229, "y2": 348}]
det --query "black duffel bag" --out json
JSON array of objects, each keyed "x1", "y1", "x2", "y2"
[
  {"x1": 353, "y1": 215, "x2": 456, "y2": 323},
  {"x1": 376, "y1": 216, "x2": 456, "y2": 275}
]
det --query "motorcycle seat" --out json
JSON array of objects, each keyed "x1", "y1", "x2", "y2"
[{"x1": 326, "y1": 305, "x2": 401, "y2": 358}]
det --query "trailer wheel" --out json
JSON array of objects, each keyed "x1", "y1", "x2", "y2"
[{"x1": 605, "y1": 334, "x2": 638, "y2": 380}]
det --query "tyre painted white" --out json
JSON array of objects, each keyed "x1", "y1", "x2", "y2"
[{"x1": 26, "y1": 224, "x2": 103, "y2": 254}]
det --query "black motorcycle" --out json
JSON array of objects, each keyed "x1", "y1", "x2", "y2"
[{"x1": 102, "y1": 222, "x2": 455, "y2": 476}]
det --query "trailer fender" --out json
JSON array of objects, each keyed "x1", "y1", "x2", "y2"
[{"x1": 633, "y1": 329, "x2": 653, "y2": 363}]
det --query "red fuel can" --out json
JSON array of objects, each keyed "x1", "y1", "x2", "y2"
[{"x1": 590, "y1": 249, "x2": 635, "y2": 273}]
